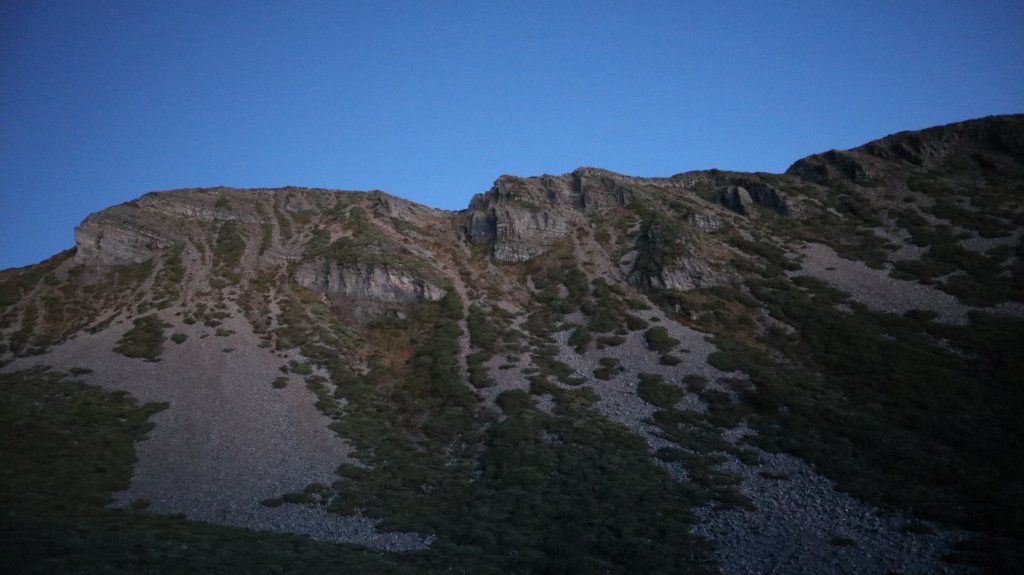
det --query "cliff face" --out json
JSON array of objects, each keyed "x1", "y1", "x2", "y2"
[
  {"x1": 464, "y1": 173, "x2": 576, "y2": 262},
  {"x1": 293, "y1": 261, "x2": 445, "y2": 306},
  {"x1": 73, "y1": 196, "x2": 199, "y2": 266},
  {"x1": 464, "y1": 168, "x2": 708, "y2": 263}
]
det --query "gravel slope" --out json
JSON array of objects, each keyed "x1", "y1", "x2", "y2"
[{"x1": 2, "y1": 307, "x2": 428, "y2": 551}]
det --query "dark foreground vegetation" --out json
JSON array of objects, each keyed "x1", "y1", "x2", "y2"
[{"x1": 0, "y1": 367, "x2": 437, "y2": 575}]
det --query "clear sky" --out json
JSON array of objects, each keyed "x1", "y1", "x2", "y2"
[{"x1": 2, "y1": 1, "x2": 1023, "y2": 270}]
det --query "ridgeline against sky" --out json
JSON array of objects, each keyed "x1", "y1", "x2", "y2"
[{"x1": 2, "y1": 0, "x2": 1023, "y2": 269}]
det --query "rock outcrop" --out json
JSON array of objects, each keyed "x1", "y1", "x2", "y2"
[
  {"x1": 786, "y1": 149, "x2": 873, "y2": 186},
  {"x1": 628, "y1": 257, "x2": 723, "y2": 291},
  {"x1": 73, "y1": 187, "x2": 357, "y2": 266},
  {"x1": 465, "y1": 174, "x2": 575, "y2": 262},
  {"x1": 465, "y1": 168, "x2": 673, "y2": 262},
  {"x1": 689, "y1": 213, "x2": 724, "y2": 233},
  {"x1": 718, "y1": 181, "x2": 792, "y2": 217},
  {"x1": 74, "y1": 188, "x2": 263, "y2": 266},
  {"x1": 74, "y1": 206, "x2": 181, "y2": 266},
  {"x1": 292, "y1": 261, "x2": 445, "y2": 306}
]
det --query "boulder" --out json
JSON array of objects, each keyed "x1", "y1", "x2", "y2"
[{"x1": 718, "y1": 181, "x2": 792, "y2": 217}]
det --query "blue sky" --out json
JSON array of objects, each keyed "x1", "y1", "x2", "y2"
[{"x1": 2, "y1": 1, "x2": 1023, "y2": 270}]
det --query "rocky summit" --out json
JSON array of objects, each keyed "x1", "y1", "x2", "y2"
[{"x1": 2, "y1": 114, "x2": 1023, "y2": 574}]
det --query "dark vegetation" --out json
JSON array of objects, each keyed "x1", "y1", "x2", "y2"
[
  {"x1": 264, "y1": 259, "x2": 721, "y2": 572},
  {"x1": 659, "y1": 353, "x2": 682, "y2": 366},
  {"x1": 1, "y1": 367, "x2": 166, "y2": 505},
  {"x1": 636, "y1": 372, "x2": 683, "y2": 408},
  {"x1": 0, "y1": 368, "x2": 429, "y2": 575},
  {"x1": 465, "y1": 304, "x2": 510, "y2": 388},
  {"x1": 889, "y1": 207, "x2": 1023, "y2": 306},
  {"x1": 748, "y1": 276, "x2": 1024, "y2": 537},
  {"x1": 0, "y1": 250, "x2": 152, "y2": 356},
  {"x1": 644, "y1": 326, "x2": 679, "y2": 353},
  {"x1": 213, "y1": 221, "x2": 246, "y2": 284},
  {"x1": 634, "y1": 147, "x2": 1024, "y2": 570},
  {"x1": 653, "y1": 270, "x2": 1024, "y2": 570},
  {"x1": 151, "y1": 247, "x2": 184, "y2": 308},
  {"x1": 0, "y1": 251, "x2": 71, "y2": 312},
  {"x1": 629, "y1": 206, "x2": 687, "y2": 285},
  {"x1": 592, "y1": 356, "x2": 623, "y2": 380},
  {"x1": 113, "y1": 314, "x2": 167, "y2": 361},
  {"x1": 303, "y1": 204, "x2": 437, "y2": 281}
]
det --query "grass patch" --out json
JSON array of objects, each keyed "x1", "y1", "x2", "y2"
[
  {"x1": 288, "y1": 360, "x2": 313, "y2": 375},
  {"x1": 592, "y1": 356, "x2": 624, "y2": 380},
  {"x1": 637, "y1": 373, "x2": 684, "y2": 408},
  {"x1": 0, "y1": 367, "x2": 167, "y2": 504},
  {"x1": 152, "y1": 247, "x2": 184, "y2": 308},
  {"x1": 644, "y1": 326, "x2": 679, "y2": 353},
  {"x1": 113, "y1": 315, "x2": 166, "y2": 361},
  {"x1": 596, "y1": 334, "x2": 626, "y2": 348},
  {"x1": 659, "y1": 354, "x2": 682, "y2": 366},
  {"x1": 568, "y1": 325, "x2": 591, "y2": 353},
  {"x1": 213, "y1": 221, "x2": 246, "y2": 278},
  {"x1": 0, "y1": 250, "x2": 71, "y2": 312},
  {"x1": 624, "y1": 314, "x2": 649, "y2": 331}
]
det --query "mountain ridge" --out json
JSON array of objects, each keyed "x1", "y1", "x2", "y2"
[{"x1": 2, "y1": 114, "x2": 1023, "y2": 574}]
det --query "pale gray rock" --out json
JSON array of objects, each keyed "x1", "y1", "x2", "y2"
[
  {"x1": 74, "y1": 211, "x2": 180, "y2": 265},
  {"x1": 293, "y1": 261, "x2": 445, "y2": 306},
  {"x1": 644, "y1": 258, "x2": 723, "y2": 291},
  {"x1": 689, "y1": 213, "x2": 724, "y2": 233},
  {"x1": 465, "y1": 174, "x2": 574, "y2": 262}
]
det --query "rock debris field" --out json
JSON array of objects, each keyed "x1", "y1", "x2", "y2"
[
  {"x1": 479, "y1": 303, "x2": 972, "y2": 574},
  {"x1": 3, "y1": 307, "x2": 428, "y2": 551}
]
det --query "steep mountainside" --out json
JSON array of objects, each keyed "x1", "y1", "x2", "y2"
[{"x1": 2, "y1": 115, "x2": 1023, "y2": 574}]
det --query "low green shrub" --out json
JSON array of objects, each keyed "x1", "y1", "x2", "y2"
[
  {"x1": 288, "y1": 360, "x2": 313, "y2": 376},
  {"x1": 113, "y1": 315, "x2": 166, "y2": 361},
  {"x1": 625, "y1": 314, "x2": 649, "y2": 331},
  {"x1": 644, "y1": 326, "x2": 679, "y2": 353},
  {"x1": 659, "y1": 354, "x2": 681, "y2": 366},
  {"x1": 682, "y1": 374, "x2": 709, "y2": 393},
  {"x1": 568, "y1": 325, "x2": 591, "y2": 353},
  {"x1": 596, "y1": 334, "x2": 626, "y2": 348},
  {"x1": 495, "y1": 390, "x2": 533, "y2": 414},
  {"x1": 593, "y1": 357, "x2": 624, "y2": 380},
  {"x1": 637, "y1": 373, "x2": 683, "y2": 408}
]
